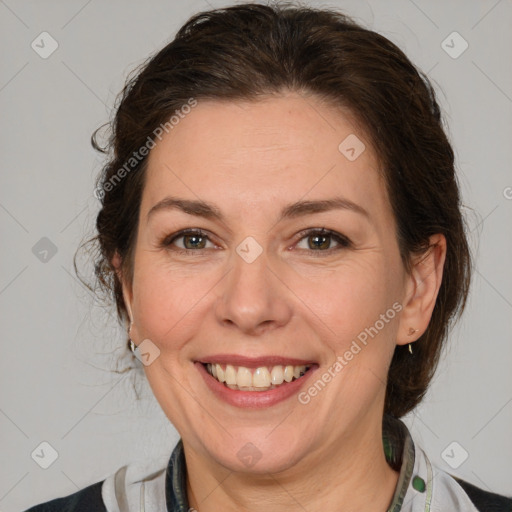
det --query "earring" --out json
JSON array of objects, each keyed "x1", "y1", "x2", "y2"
[
  {"x1": 128, "y1": 320, "x2": 137, "y2": 353},
  {"x1": 407, "y1": 328, "x2": 418, "y2": 354}
]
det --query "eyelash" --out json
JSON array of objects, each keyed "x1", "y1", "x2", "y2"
[{"x1": 160, "y1": 228, "x2": 352, "y2": 256}]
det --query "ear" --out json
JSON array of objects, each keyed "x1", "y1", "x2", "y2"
[
  {"x1": 112, "y1": 250, "x2": 134, "y2": 323},
  {"x1": 396, "y1": 234, "x2": 447, "y2": 346}
]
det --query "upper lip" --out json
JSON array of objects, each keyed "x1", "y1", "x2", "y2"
[{"x1": 197, "y1": 354, "x2": 317, "y2": 368}]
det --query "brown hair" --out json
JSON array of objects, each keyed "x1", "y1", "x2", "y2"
[{"x1": 80, "y1": 2, "x2": 471, "y2": 418}]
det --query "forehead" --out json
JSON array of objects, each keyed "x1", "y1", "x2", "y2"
[{"x1": 143, "y1": 93, "x2": 388, "y2": 223}]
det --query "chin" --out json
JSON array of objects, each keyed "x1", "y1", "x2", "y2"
[{"x1": 205, "y1": 428, "x2": 308, "y2": 475}]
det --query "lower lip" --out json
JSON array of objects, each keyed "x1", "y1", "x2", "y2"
[{"x1": 196, "y1": 362, "x2": 317, "y2": 409}]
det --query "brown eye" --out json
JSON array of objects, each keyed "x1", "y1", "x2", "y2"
[
  {"x1": 182, "y1": 233, "x2": 207, "y2": 249},
  {"x1": 308, "y1": 233, "x2": 331, "y2": 250},
  {"x1": 296, "y1": 229, "x2": 351, "y2": 253},
  {"x1": 163, "y1": 229, "x2": 214, "y2": 251}
]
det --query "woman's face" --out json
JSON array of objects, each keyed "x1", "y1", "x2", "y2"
[{"x1": 125, "y1": 93, "x2": 414, "y2": 473}]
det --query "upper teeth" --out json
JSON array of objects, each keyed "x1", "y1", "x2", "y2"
[{"x1": 206, "y1": 363, "x2": 310, "y2": 390}]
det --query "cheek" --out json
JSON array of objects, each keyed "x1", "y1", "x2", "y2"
[
  {"x1": 291, "y1": 258, "x2": 402, "y2": 357},
  {"x1": 131, "y1": 255, "x2": 220, "y2": 344}
]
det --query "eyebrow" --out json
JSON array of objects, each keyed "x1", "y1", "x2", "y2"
[{"x1": 146, "y1": 196, "x2": 370, "y2": 223}]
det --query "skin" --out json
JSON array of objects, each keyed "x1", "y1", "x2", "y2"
[{"x1": 116, "y1": 92, "x2": 446, "y2": 511}]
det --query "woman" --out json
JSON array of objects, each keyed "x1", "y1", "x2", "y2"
[{"x1": 25, "y1": 3, "x2": 512, "y2": 511}]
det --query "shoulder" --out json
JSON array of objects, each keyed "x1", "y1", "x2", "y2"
[
  {"x1": 426, "y1": 457, "x2": 512, "y2": 511},
  {"x1": 454, "y1": 476, "x2": 512, "y2": 512},
  {"x1": 23, "y1": 451, "x2": 174, "y2": 512},
  {"x1": 23, "y1": 480, "x2": 107, "y2": 512},
  {"x1": 388, "y1": 417, "x2": 512, "y2": 512}
]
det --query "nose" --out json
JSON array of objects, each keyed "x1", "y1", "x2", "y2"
[{"x1": 214, "y1": 246, "x2": 293, "y2": 336}]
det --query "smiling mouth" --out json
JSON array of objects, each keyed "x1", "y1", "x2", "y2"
[{"x1": 203, "y1": 363, "x2": 313, "y2": 392}]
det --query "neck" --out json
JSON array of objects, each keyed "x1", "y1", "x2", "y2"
[{"x1": 183, "y1": 414, "x2": 399, "y2": 512}]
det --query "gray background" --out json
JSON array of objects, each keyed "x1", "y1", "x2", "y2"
[{"x1": 1, "y1": 0, "x2": 511, "y2": 510}]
